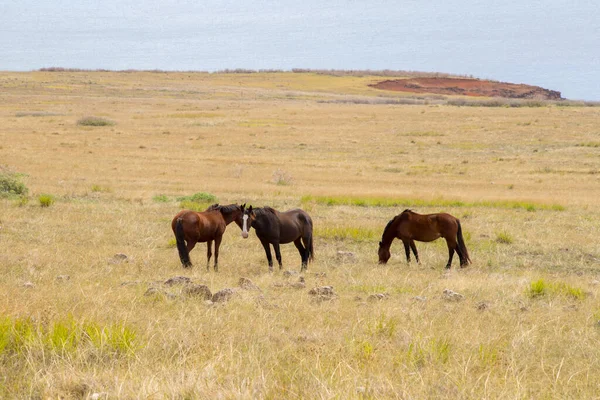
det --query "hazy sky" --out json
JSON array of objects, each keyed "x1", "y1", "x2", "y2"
[{"x1": 1, "y1": 0, "x2": 598, "y2": 99}]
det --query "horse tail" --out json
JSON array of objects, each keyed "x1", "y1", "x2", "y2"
[
  {"x1": 307, "y1": 231, "x2": 314, "y2": 262},
  {"x1": 303, "y1": 213, "x2": 315, "y2": 262},
  {"x1": 456, "y1": 220, "x2": 471, "y2": 266},
  {"x1": 175, "y1": 217, "x2": 191, "y2": 267}
]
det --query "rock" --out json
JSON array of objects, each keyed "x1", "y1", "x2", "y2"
[
  {"x1": 56, "y1": 275, "x2": 70, "y2": 281},
  {"x1": 476, "y1": 301, "x2": 488, "y2": 311},
  {"x1": 164, "y1": 276, "x2": 191, "y2": 286},
  {"x1": 312, "y1": 272, "x2": 327, "y2": 278},
  {"x1": 183, "y1": 284, "x2": 212, "y2": 300},
  {"x1": 283, "y1": 270, "x2": 298, "y2": 277},
  {"x1": 309, "y1": 286, "x2": 337, "y2": 302},
  {"x1": 120, "y1": 280, "x2": 142, "y2": 286},
  {"x1": 443, "y1": 289, "x2": 464, "y2": 301},
  {"x1": 144, "y1": 287, "x2": 176, "y2": 299},
  {"x1": 367, "y1": 293, "x2": 389, "y2": 302},
  {"x1": 238, "y1": 277, "x2": 261, "y2": 291},
  {"x1": 336, "y1": 251, "x2": 356, "y2": 262},
  {"x1": 23, "y1": 281, "x2": 35, "y2": 288},
  {"x1": 255, "y1": 295, "x2": 279, "y2": 309},
  {"x1": 413, "y1": 296, "x2": 427, "y2": 302},
  {"x1": 289, "y1": 277, "x2": 306, "y2": 289},
  {"x1": 212, "y1": 288, "x2": 237, "y2": 303},
  {"x1": 109, "y1": 253, "x2": 129, "y2": 264},
  {"x1": 591, "y1": 280, "x2": 600, "y2": 286}
]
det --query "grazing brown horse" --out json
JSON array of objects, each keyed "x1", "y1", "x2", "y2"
[
  {"x1": 172, "y1": 203, "x2": 244, "y2": 270},
  {"x1": 378, "y1": 209, "x2": 471, "y2": 269},
  {"x1": 239, "y1": 206, "x2": 314, "y2": 272}
]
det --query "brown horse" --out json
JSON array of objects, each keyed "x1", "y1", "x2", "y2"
[
  {"x1": 378, "y1": 209, "x2": 471, "y2": 269},
  {"x1": 172, "y1": 203, "x2": 244, "y2": 270},
  {"x1": 239, "y1": 206, "x2": 314, "y2": 272}
]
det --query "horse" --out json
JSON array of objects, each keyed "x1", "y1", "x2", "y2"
[
  {"x1": 171, "y1": 203, "x2": 245, "y2": 271},
  {"x1": 239, "y1": 205, "x2": 314, "y2": 272},
  {"x1": 378, "y1": 209, "x2": 471, "y2": 269}
]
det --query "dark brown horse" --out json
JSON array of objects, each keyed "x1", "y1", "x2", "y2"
[
  {"x1": 172, "y1": 203, "x2": 244, "y2": 270},
  {"x1": 239, "y1": 206, "x2": 314, "y2": 272},
  {"x1": 378, "y1": 209, "x2": 471, "y2": 269}
]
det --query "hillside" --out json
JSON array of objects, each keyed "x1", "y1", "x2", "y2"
[{"x1": 370, "y1": 77, "x2": 563, "y2": 100}]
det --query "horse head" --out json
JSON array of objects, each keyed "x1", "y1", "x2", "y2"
[
  {"x1": 239, "y1": 205, "x2": 255, "y2": 239},
  {"x1": 378, "y1": 241, "x2": 391, "y2": 264}
]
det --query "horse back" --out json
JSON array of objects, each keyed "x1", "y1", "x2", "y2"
[
  {"x1": 399, "y1": 211, "x2": 458, "y2": 242},
  {"x1": 278, "y1": 208, "x2": 313, "y2": 243},
  {"x1": 172, "y1": 209, "x2": 226, "y2": 241}
]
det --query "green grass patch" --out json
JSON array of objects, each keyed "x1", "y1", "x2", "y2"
[
  {"x1": 527, "y1": 279, "x2": 586, "y2": 300},
  {"x1": 314, "y1": 226, "x2": 378, "y2": 241},
  {"x1": 0, "y1": 315, "x2": 137, "y2": 357},
  {"x1": 397, "y1": 131, "x2": 444, "y2": 137},
  {"x1": 77, "y1": 116, "x2": 115, "y2": 126},
  {"x1": 153, "y1": 194, "x2": 170, "y2": 203},
  {"x1": 301, "y1": 195, "x2": 565, "y2": 211}
]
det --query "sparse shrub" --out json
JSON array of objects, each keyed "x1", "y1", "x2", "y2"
[
  {"x1": 177, "y1": 192, "x2": 217, "y2": 203},
  {"x1": 0, "y1": 170, "x2": 28, "y2": 197},
  {"x1": 38, "y1": 194, "x2": 55, "y2": 207},
  {"x1": 272, "y1": 169, "x2": 293, "y2": 185},
  {"x1": 495, "y1": 230, "x2": 513, "y2": 244},
  {"x1": 77, "y1": 116, "x2": 115, "y2": 127},
  {"x1": 177, "y1": 192, "x2": 217, "y2": 211},
  {"x1": 167, "y1": 238, "x2": 177, "y2": 248}
]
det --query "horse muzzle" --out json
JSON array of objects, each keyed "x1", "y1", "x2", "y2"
[{"x1": 241, "y1": 232, "x2": 249, "y2": 239}]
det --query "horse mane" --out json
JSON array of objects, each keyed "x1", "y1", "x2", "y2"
[
  {"x1": 381, "y1": 217, "x2": 396, "y2": 240},
  {"x1": 206, "y1": 203, "x2": 240, "y2": 214},
  {"x1": 253, "y1": 206, "x2": 278, "y2": 216},
  {"x1": 381, "y1": 210, "x2": 412, "y2": 241}
]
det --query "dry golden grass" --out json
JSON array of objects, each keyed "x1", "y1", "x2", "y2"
[{"x1": 1, "y1": 71, "x2": 600, "y2": 398}]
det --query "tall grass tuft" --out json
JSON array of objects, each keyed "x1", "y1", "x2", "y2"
[
  {"x1": 38, "y1": 194, "x2": 55, "y2": 207},
  {"x1": 0, "y1": 316, "x2": 137, "y2": 358},
  {"x1": 527, "y1": 279, "x2": 586, "y2": 300}
]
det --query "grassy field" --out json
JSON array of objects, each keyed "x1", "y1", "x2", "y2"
[{"x1": 1, "y1": 71, "x2": 600, "y2": 399}]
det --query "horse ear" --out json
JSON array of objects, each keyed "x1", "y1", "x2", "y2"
[
  {"x1": 248, "y1": 205, "x2": 253, "y2": 213},
  {"x1": 241, "y1": 203, "x2": 246, "y2": 211}
]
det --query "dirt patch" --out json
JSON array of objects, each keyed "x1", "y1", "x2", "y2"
[{"x1": 370, "y1": 78, "x2": 562, "y2": 100}]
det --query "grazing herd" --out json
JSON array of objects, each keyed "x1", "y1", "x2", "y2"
[{"x1": 171, "y1": 203, "x2": 471, "y2": 272}]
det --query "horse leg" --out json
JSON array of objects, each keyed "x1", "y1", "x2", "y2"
[
  {"x1": 410, "y1": 240, "x2": 420, "y2": 263},
  {"x1": 273, "y1": 242, "x2": 283, "y2": 270},
  {"x1": 294, "y1": 238, "x2": 307, "y2": 272},
  {"x1": 213, "y1": 236, "x2": 222, "y2": 272},
  {"x1": 445, "y1": 238, "x2": 457, "y2": 269},
  {"x1": 261, "y1": 240, "x2": 274, "y2": 272},
  {"x1": 206, "y1": 240, "x2": 213, "y2": 271},
  {"x1": 402, "y1": 240, "x2": 411, "y2": 263},
  {"x1": 184, "y1": 240, "x2": 197, "y2": 268}
]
